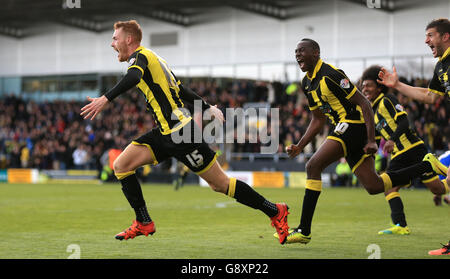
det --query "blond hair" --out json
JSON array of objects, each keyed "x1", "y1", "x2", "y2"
[{"x1": 114, "y1": 20, "x2": 142, "y2": 43}]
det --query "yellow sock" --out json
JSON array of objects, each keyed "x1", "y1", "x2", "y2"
[
  {"x1": 227, "y1": 177, "x2": 237, "y2": 198},
  {"x1": 305, "y1": 179, "x2": 322, "y2": 192},
  {"x1": 385, "y1": 191, "x2": 400, "y2": 201},
  {"x1": 380, "y1": 173, "x2": 392, "y2": 192},
  {"x1": 115, "y1": 170, "x2": 136, "y2": 180}
]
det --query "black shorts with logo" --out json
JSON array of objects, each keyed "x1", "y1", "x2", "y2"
[
  {"x1": 327, "y1": 123, "x2": 370, "y2": 172},
  {"x1": 132, "y1": 120, "x2": 217, "y2": 174}
]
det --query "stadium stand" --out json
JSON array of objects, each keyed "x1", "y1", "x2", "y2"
[{"x1": 1, "y1": 76, "x2": 448, "y2": 178}]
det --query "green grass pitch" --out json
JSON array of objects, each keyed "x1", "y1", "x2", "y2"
[{"x1": 0, "y1": 182, "x2": 448, "y2": 259}]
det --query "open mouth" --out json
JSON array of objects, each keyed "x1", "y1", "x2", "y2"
[
  {"x1": 114, "y1": 48, "x2": 121, "y2": 58},
  {"x1": 429, "y1": 45, "x2": 437, "y2": 56},
  {"x1": 297, "y1": 58, "x2": 305, "y2": 68}
]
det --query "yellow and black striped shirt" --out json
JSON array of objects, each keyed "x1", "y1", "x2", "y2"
[
  {"x1": 428, "y1": 47, "x2": 450, "y2": 98},
  {"x1": 128, "y1": 46, "x2": 191, "y2": 135},
  {"x1": 301, "y1": 59, "x2": 364, "y2": 126},
  {"x1": 371, "y1": 93, "x2": 423, "y2": 159}
]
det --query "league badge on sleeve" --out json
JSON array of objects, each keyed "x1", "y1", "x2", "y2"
[
  {"x1": 128, "y1": 58, "x2": 136, "y2": 67},
  {"x1": 340, "y1": 79, "x2": 350, "y2": 89},
  {"x1": 395, "y1": 104, "x2": 404, "y2": 111}
]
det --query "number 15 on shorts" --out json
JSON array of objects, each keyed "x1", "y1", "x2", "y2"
[{"x1": 186, "y1": 150, "x2": 204, "y2": 168}]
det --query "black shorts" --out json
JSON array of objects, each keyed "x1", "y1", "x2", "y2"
[
  {"x1": 131, "y1": 120, "x2": 217, "y2": 174},
  {"x1": 387, "y1": 144, "x2": 438, "y2": 184},
  {"x1": 327, "y1": 123, "x2": 370, "y2": 172}
]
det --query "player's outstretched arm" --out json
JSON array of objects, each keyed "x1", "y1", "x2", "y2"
[
  {"x1": 80, "y1": 95, "x2": 109, "y2": 120},
  {"x1": 286, "y1": 109, "x2": 326, "y2": 158},
  {"x1": 80, "y1": 68, "x2": 142, "y2": 120},
  {"x1": 377, "y1": 66, "x2": 437, "y2": 104}
]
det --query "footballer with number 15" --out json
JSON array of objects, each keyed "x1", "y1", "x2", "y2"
[{"x1": 80, "y1": 20, "x2": 290, "y2": 244}]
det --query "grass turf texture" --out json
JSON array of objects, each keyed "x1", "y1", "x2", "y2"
[{"x1": 0, "y1": 183, "x2": 448, "y2": 259}]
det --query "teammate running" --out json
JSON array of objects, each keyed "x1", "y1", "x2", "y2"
[
  {"x1": 377, "y1": 18, "x2": 450, "y2": 255},
  {"x1": 361, "y1": 65, "x2": 448, "y2": 235},
  {"x1": 280, "y1": 38, "x2": 447, "y2": 245}
]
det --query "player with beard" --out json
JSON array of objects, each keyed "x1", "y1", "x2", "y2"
[{"x1": 377, "y1": 18, "x2": 450, "y2": 255}]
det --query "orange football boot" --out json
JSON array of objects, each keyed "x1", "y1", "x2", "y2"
[
  {"x1": 270, "y1": 203, "x2": 290, "y2": 245},
  {"x1": 428, "y1": 241, "x2": 450, "y2": 256},
  {"x1": 115, "y1": 220, "x2": 156, "y2": 241}
]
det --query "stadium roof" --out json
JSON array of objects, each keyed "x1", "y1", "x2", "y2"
[{"x1": 0, "y1": 0, "x2": 420, "y2": 38}]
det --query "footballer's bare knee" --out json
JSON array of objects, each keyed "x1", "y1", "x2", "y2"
[
  {"x1": 306, "y1": 157, "x2": 323, "y2": 178},
  {"x1": 360, "y1": 177, "x2": 384, "y2": 195},
  {"x1": 113, "y1": 143, "x2": 154, "y2": 174},
  {"x1": 113, "y1": 158, "x2": 129, "y2": 174},
  {"x1": 365, "y1": 185, "x2": 382, "y2": 195},
  {"x1": 199, "y1": 161, "x2": 230, "y2": 194},
  {"x1": 208, "y1": 183, "x2": 227, "y2": 194},
  {"x1": 207, "y1": 176, "x2": 229, "y2": 194}
]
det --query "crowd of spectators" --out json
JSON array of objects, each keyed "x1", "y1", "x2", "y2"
[
  {"x1": 0, "y1": 76, "x2": 448, "y2": 171},
  {"x1": 0, "y1": 93, "x2": 149, "y2": 172}
]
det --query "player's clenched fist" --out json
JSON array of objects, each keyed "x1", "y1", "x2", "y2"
[
  {"x1": 363, "y1": 141, "x2": 378, "y2": 155},
  {"x1": 286, "y1": 144, "x2": 302, "y2": 159}
]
